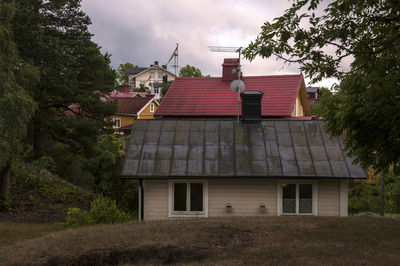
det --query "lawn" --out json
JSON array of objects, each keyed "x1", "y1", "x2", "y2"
[{"x1": 0, "y1": 216, "x2": 399, "y2": 265}]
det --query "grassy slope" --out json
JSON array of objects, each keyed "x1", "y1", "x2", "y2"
[
  {"x1": 0, "y1": 164, "x2": 95, "y2": 223},
  {"x1": 0, "y1": 216, "x2": 399, "y2": 265}
]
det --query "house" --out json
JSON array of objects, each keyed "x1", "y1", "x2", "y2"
[
  {"x1": 121, "y1": 92, "x2": 366, "y2": 221},
  {"x1": 110, "y1": 96, "x2": 159, "y2": 135},
  {"x1": 155, "y1": 58, "x2": 311, "y2": 118},
  {"x1": 126, "y1": 61, "x2": 177, "y2": 100},
  {"x1": 306, "y1": 86, "x2": 320, "y2": 106}
]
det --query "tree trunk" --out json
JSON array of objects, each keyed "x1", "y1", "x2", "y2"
[
  {"x1": 1, "y1": 163, "x2": 11, "y2": 199},
  {"x1": 380, "y1": 171, "x2": 385, "y2": 217}
]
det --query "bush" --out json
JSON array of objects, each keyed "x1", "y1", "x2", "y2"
[
  {"x1": 65, "y1": 208, "x2": 91, "y2": 227},
  {"x1": 65, "y1": 195, "x2": 131, "y2": 227}
]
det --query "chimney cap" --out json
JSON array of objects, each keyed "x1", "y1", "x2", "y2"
[{"x1": 241, "y1": 90, "x2": 264, "y2": 96}]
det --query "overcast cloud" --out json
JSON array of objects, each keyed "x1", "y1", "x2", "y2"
[{"x1": 81, "y1": 0, "x2": 335, "y2": 87}]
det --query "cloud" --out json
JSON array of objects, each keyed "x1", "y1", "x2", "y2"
[{"x1": 81, "y1": 0, "x2": 323, "y2": 81}]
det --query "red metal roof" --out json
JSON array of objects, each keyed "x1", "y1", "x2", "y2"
[{"x1": 156, "y1": 74, "x2": 304, "y2": 117}]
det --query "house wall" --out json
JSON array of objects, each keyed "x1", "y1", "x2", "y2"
[
  {"x1": 110, "y1": 114, "x2": 135, "y2": 128},
  {"x1": 142, "y1": 178, "x2": 345, "y2": 220},
  {"x1": 208, "y1": 179, "x2": 277, "y2": 217},
  {"x1": 130, "y1": 67, "x2": 176, "y2": 100},
  {"x1": 138, "y1": 102, "x2": 158, "y2": 119},
  {"x1": 318, "y1": 180, "x2": 340, "y2": 216}
]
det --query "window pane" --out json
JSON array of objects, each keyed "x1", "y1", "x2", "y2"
[
  {"x1": 282, "y1": 184, "x2": 296, "y2": 214},
  {"x1": 190, "y1": 183, "x2": 203, "y2": 211},
  {"x1": 299, "y1": 184, "x2": 313, "y2": 214},
  {"x1": 174, "y1": 183, "x2": 187, "y2": 211}
]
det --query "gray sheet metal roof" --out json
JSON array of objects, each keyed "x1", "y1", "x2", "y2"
[{"x1": 121, "y1": 120, "x2": 367, "y2": 179}]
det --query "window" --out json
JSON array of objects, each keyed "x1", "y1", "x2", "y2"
[
  {"x1": 150, "y1": 72, "x2": 155, "y2": 78},
  {"x1": 112, "y1": 118, "x2": 121, "y2": 128},
  {"x1": 169, "y1": 180, "x2": 208, "y2": 217},
  {"x1": 153, "y1": 87, "x2": 159, "y2": 94},
  {"x1": 158, "y1": 71, "x2": 163, "y2": 78},
  {"x1": 278, "y1": 181, "x2": 317, "y2": 215},
  {"x1": 150, "y1": 103, "x2": 154, "y2": 112}
]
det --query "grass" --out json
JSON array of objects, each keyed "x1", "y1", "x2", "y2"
[
  {"x1": 0, "y1": 222, "x2": 62, "y2": 248},
  {"x1": 0, "y1": 216, "x2": 399, "y2": 265}
]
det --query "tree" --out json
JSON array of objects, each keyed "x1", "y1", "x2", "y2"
[
  {"x1": 12, "y1": 0, "x2": 117, "y2": 159},
  {"x1": 243, "y1": 0, "x2": 400, "y2": 215},
  {"x1": 179, "y1": 64, "x2": 203, "y2": 77},
  {"x1": 0, "y1": 2, "x2": 37, "y2": 198},
  {"x1": 116, "y1": 62, "x2": 137, "y2": 85}
]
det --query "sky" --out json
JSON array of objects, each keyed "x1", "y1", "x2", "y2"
[{"x1": 81, "y1": 0, "x2": 336, "y2": 88}]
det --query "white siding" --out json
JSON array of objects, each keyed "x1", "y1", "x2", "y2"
[
  {"x1": 144, "y1": 180, "x2": 169, "y2": 220},
  {"x1": 318, "y1": 180, "x2": 340, "y2": 216},
  {"x1": 208, "y1": 179, "x2": 277, "y2": 217}
]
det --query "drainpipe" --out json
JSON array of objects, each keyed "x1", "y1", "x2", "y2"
[{"x1": 139, "y1": 179, "x2": 144, "y2": 221}]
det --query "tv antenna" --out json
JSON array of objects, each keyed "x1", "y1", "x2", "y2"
[
  {"x1": 165, "y1": 43, "x2": 179, "y2": 76},
  {"x1": 208, "y1": 46, "x2": 244, "y2": 120}
]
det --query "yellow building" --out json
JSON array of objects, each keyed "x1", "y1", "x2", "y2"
[{"x1": 111, "y1": 97, "x2": 159, "y2": 135}]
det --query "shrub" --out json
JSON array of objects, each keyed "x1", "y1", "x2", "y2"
[
  {"x1": 65, "y1": 195, "x2": 131, "y2": 227},
  {"x1": 88, "y1": 195, "x2": 131, "y2": 224},
  {"x1": 65, "y1": 208, "x2": 91, "y2": 227}
]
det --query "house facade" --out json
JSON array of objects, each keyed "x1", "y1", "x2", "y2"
[
  {"x1": 121, "y1": 117, "x2": 366, "y2": 220},
  {"x1": 126, "y1": 61, "x2": 176, "y2": 100},
  {"x1": 110, "y1": 96, "x2": 159, "y2": 135}
]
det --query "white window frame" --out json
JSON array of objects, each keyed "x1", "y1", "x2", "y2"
[
  {"x1": 150, "y1": 103, "x2": 154, "y2": 112},
  {"x1": 277, "y1": 180, "x2": 318, "y2": 216},
  {"x1": 168, "y1": 179, "x2": 208, "y2": 218},
  {"x1": 112, "y1": 118, "x2": 121, "y2": 128}
]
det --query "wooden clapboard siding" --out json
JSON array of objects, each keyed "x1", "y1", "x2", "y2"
[
  {"x1": 144, "y1": 180, "x2": 168, "y2": 220},
  {"x1": 208, "y1": 179, "x2": 277, "y2": 217},
  {"x1": 318, "y1": 180, "x2": 340, "y2": 216}
]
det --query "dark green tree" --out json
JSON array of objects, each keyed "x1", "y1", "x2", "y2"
[
  {"x1": 244, "y1": 0, "x2": 400, "y2": 172},
  {"x1": 12, "y1": 0, "x2": 117, "y2": 159},
  {"x1": 116, "y1": 62, "x2": 137, "y2": 85},
  {"x1": 179, "y1": 64, "x2": 203, "y2": 77},
  {"x1": 0, "y1": 2, "x2": 37, "y2": 198},
  {"x1": 243, "y1": 0, "x2": 400, "y2": 215}
]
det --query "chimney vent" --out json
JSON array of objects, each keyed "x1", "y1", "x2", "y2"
[
  {"x1": 240, "y1": 91, "x2": 264, "y2": 123},
  {"x1": 154, "y1": 61, "x2": 158, "y2": 66}
]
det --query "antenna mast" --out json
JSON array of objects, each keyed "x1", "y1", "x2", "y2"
[
  {"x1": 165, "y1": 43, "x2": 179, "y2": 76},
  {"x1": 208, "y1": 46, "x2": 243, "y2": 120}
]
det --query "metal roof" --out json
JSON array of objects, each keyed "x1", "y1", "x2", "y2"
[
  {"x1": 155, "y1": 74, "x2": 304, "y2": 117},
  {"x1": 121, "y1": 119, "x2": 366, "y2": 179}
]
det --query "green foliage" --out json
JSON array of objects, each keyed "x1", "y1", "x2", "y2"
[
  {"x1": 134, "y1": 84, "x2": 151, "y2": 93},
  {"x1": 0, "y1": 196, "x2": 12, "y2": 211},
  {"x1": 10, "y1": 162, "x2": 95, "y2": 212},
  {"x1": 179, "y1": 64, "x2": 204, "y2": 77},
  {"x1": 65, "y1": 207, "x2": 91, "y2": 227},
  {"x1": 244, "y1": 0, "x2": 400, "y2": 173},
  {"x1": 116, "y1": 62, "x2": 137, "y2": 85},
  {"x1": 0, "y1": 1, "x2": 37, "y2": 197},
  {"x1": 349, "y1": 169, "x2": 400, "y2": 214},
  {"x1": 11, "y1": 0, "x2": 117, "y2": 160},
  {"x1": 310, "y1": 87, "x2": 342, "y2": 118},
  {"x1": 65, "y1": 195, "x2": 131, "y2": 227},
  {"x1": 160, "y1": 81, "x2": 173, "y2": 100}
]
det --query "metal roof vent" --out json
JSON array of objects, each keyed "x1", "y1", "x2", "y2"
[{"x1": 240, "y1": 90, "x2": 264, "y2": 123}]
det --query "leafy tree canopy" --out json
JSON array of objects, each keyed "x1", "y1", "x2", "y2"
[
  {"x1": 0, "y1": 1, "x2": 37, "y2": 197},
  {"x1": 12, "y1": 0, "x2": 117, "y2": 158},
  {"x1": 243, "y1": 0, "x2": 400, "y2": 172},
  {"x1": 179, "y1": 64, "x2": 204, "y2": 77},
  {"x1": 116, "y1": 62, "x2": 137, "y2": 85}
]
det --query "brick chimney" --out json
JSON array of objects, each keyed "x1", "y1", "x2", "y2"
[
  {"x1": 120, "y1": 84, "x2": 130, "y2": 93},
  {"x1": 222, "y1": 58, "x2": 240, "y2": 81}
]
